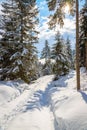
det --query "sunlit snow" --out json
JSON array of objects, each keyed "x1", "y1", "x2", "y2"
[{"x1": 0, "y1": 69, "x2": 87, "y2": 130}]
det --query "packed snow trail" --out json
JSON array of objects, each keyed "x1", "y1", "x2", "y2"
[
  {"x1": 6, "y1": 107, "x2": 54, "y2": 130},
  {"x1": 0, "y1": 75, "x2": 55, "y2": 130}
]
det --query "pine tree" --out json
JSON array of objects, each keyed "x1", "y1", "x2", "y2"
[
  {"x1": 0, "y1": 0, "x2": 39, "y2": 83},
  {"x1": 47, "y1": 0, "x2": 81, "y2": 90},
  {"x1": 46, "y1": 0, "x2": 75, "y2": 28},
  {"x1": 79, "y1": 5, "x2": 87, "y2": 69},
  {"x1": 51, "y1": 32, "x2": 69, "y2": 78}
]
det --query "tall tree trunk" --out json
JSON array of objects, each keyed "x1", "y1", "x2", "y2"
[
  {"x1": 85, "y1": 34, "x2": 87, "y2": 70},
  {"x1": 85, "y1": 0, "x2": 87, "y2": 70},
  {"x1": 76, "y1": 0, "x2": 80, "y2": 90}
]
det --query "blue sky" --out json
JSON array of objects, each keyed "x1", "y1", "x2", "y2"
[
  {"x1": 36, "y1": 0, "x2": 85, "y2": 57},
  {"x1": 36, "y1": 0, "x2": 74, "y2": 56},
  {"x1": 0, "y1": 0, "x2": 85, "y2": 57}
]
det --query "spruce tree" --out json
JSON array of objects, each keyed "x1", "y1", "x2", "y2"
[
  {"x1": 65, "y1": 37, "x2": 73, "y2": 69},
  {"x1": 51, "y1": 32, "x2": 69, "y2": 78},
  {"x1": 0, "y1": 0, "x2": 39, "y2": 83},
  {"x1": 41, "y1": 40, "x2": 52, "y2": 75},
  {"x1": 41, "y1": 40, "x2": 51, "y2": 60},
  {"x1": 17, "y1": 0, "x2": 39, "y2": 82},
  {"x1": 0, "y1": 0, "x2": 19, "y2": 80}
]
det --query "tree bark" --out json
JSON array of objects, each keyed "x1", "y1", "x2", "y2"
[
  {"x1": 85, "y1": 0, "x2": 87, "y2": 70},
  {"x1": 76, "y1": 0, "x2": 80, "y2": 90},
  {"x1": 85, "y1": 34, "x2": 87, "y2": 70}
]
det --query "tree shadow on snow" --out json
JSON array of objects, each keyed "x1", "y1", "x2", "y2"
[
  {"x1": 52, "y1": 71, "x2": 75, "y2": 88},
  {"x1": 22, "y1": 83, "x2": 58, "y2": 112},
  {"x1": 79, "y1": 91, "x2": 87, "y2": 103},
  {"x1": 22, "y1": 71, "x2": 75, "y2": 112}
]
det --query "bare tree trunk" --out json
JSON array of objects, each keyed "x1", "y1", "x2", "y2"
[
  {"x1": 76, "y1": 0, "x2": 80, "y2": 90},
  {"x1": 85, "y1": 34, "x2": 87, "y2": 70},
  {"x1": 85, "y1": 0, "x2": 87, "y2": 70}
]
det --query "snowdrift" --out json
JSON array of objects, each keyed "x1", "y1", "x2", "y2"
[
  {"x1": 50, "y1": 69, "x2": 87, "y2": 130},
  {"x1": 0, "y1": 69, "x2": 87, "y2": 130}
]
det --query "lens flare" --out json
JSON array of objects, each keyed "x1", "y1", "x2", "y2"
[{"x1": 64, "y1": 3, "x2": 70, "y2": 13}]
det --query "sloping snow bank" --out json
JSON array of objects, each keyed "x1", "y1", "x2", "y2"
[
  {"x1": 50, "y1": 70, "x2": 87, "y2": 130},
  {"x1": 0, "y1": 69, "x2": 87, "y2": 130},
  {"x1": 6, "y1": 107, "x2": 54, "y2": 130},
  {"x1": 0, "y1": 83, "x2": 20, "y2": 105},
  {"x1": 0, "y1": 80, "x2": 31, "y2": 105}
]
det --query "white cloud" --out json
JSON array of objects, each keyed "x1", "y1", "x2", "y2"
[
  {"x1": 41, "y1": 16, "x2": 49, "y2": 21},
  {"x1": 39, "y1": 1, "x2": 47, "y2": 7},
  {"x1": 38, "y1": 16, "x2": 75, "y2": 41},
  {"x1": 38, "y1": 1, "x2": 47, "y2": 11},
  {"x1": 60, "y1": 18, "x2": 75, "y2": 34},
  {"x1": 38, "y1": 16, "x2": 55, "y2": 40}
]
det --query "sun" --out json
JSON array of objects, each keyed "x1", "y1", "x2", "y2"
[{"x1": 64, "y1": 3, "x2": 70, "y2": 13}]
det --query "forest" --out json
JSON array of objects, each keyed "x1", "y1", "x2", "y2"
[
  {"x1": 0, "y1": 0, "x2": 87, "y2": 89},
  {"x1": 0, "y1": 0, "x2": 87, "y2": 130}
]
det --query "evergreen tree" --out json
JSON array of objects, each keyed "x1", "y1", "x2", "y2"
[
  {"x1": 0, "y1": 0, "x2": 39, "y2": 83},
  {"x1": 47, "y1": 0, "x2": 81, "y2": 90},
  {"x1": 51, "y1": 32, "x2": 69, "y2": 78},
  {"x1": 42, "y1": 59, "x2": 52, "y2": 75},
  {"x1": 79, "y1": 5, "x2": 87, "y2": 69},
  {"x1": 0, "y1": 0, "x2": 19, "y2": 80},
  {"x1": 65, "y1": 37, "x2": 73, "y2": 69},
  {"x1": 46, "y1": 0, "x2": 75, "y2": 28},
  {"x1": 17, "y1": 0, "x2": 39, "y2": 82},
  {"x1": 41, "y1": 40, "x2": 52, "y2": 75},
  {"x1": 41, "y1": 40, "x2": 51, "y2": 60}
]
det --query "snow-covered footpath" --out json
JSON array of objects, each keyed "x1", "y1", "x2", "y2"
[{"x1": 0, "y1": 69, "x2": 87, "y2": 130}]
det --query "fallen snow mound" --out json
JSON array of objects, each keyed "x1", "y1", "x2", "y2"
[
  {"x1": 0, "y1": 83, "x2": 20, "y2": 105},
  {"x1": 0, "y1": 80, "x2": 30, "y2": 106},
  {"x1": 50, "y1": 70, "x2": 87, "y2": 130},
  {"x1": 0, "y1": 69, "x2": 87, "y2": 130}
]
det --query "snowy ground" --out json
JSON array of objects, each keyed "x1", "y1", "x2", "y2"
[{"x1": 0, "y1": 69, "x2": 87, "y2": 130}]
